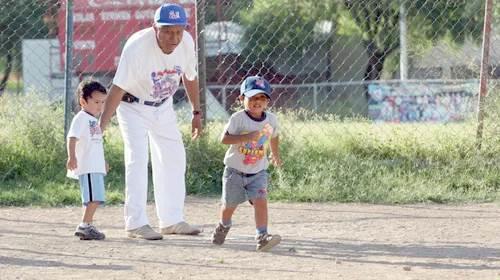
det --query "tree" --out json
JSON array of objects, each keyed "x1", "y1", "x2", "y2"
[
  {"x1": 240, "y1": 0, "x2": 338, "y2": 82},
  {"x1": 341, "y1": 0, "x2": 483, "y2": 83},
  {"x1": 203, "y1": 0, "x2": 254, "y2": 24},
  {"x1": 240, "y1": 0, "x2": 484, "y2": 86},
  {"x1": 0, "y1": 0, "x2": 49, "y2": 95}
]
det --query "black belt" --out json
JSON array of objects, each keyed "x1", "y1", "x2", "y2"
[
  {"x1": 122, "y1": 92, "x2": 168, "y2": 107},
  {"x1": 227, "y1": 167, "x2": 258, "y2": 177}
]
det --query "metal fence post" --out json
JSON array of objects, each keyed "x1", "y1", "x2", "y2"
[
  {"x1": 221, "y1": 87, "x2": 227, "y2": 112},
  {"x1": 313, "y1": 84, "x2": 318, "y2": 111},
  {"x1": 399, "y1": 0, "x2": 408, "y2": 80},
  {"x1": 63, "y1": 0, "x2": 74, "y2": 140},
  {"x1": 197, "y1": 0, "x2": 207, "y2": 127},
  {"x1": 476, "y1": 0, "x2": 493, "y2": 150}
]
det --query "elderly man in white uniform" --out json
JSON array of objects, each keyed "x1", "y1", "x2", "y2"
[{"x1": 99, "y1": 3, "x2": 202, "y2": 240}]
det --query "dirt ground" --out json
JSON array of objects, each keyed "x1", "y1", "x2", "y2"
[{"x1": 0, "y1": 197, "x2": 499, "y2": 280}]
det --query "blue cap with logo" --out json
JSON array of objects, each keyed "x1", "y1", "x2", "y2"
[
  {"x1": 240, "y1": 76, "x2": 272, "y2": 99},
  {"x1": 154, "y1": 3, "x2": 188, "y2": 26}
]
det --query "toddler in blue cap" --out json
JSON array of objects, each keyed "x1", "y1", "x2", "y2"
[{"x1": 211, "y1": 76, "x2": 283, "y2": 252}]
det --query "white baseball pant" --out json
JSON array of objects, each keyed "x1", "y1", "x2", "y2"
[{"x1": 117, "y1": 101, "x2": 186, "y2": 230}]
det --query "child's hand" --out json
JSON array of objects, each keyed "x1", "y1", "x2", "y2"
[
  {"x1": 67, "y1": 157, "x2": 77, "y2": 170},
  {"x1": 245, "y1": 131, "x2": 261, "y2": 142},
  {"x1": 270, "y1": 154, "x2": 282, "y2": 167}
]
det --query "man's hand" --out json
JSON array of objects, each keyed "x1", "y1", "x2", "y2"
[
  {"x1": 191, "y1": 114, "x2": 203, "y2": 140},
  {"x1": 183, "y1": 76, "x2": 202, "y2": 140},
  {"x1": 99, "y1": 85, "x2": 125, "y2": 132}
]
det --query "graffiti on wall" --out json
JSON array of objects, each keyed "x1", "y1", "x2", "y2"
[{"x1": 367, "y1": 82, "x2": 477, "y2": 122}]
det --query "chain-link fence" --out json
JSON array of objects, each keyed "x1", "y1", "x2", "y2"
[
  {"x1": 1, "y1": 1, "x2": 497, "y2": 116},
  {"x1": 1, "y1": 0, "x2": 499, "y2": 189}
]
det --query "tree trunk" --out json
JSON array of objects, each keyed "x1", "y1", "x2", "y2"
[
  {"x1": 364, "y1": 51, "x2": 386, "y2": 82},
  {"x1": 0, "y1": 52, "x2": 13, "y2": 96},
  {"x1": 363, "y1": 45, "x2": 387, "y2": 99}
]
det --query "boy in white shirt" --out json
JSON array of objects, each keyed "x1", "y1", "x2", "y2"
[{"x1": 67, "y1": 80, "x2": 108, "y2": 240}]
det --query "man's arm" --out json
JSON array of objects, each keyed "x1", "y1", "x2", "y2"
[
  {"x1": 99, "y1": 84, "x2": 126, "y2": 132},
  {"x1": 182, "y1": 75, "x2": 202, "y2": 139}
]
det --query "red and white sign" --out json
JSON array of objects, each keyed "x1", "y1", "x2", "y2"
[{"x1": 58, "y1": 0, "x2": 197, "y2": 74}]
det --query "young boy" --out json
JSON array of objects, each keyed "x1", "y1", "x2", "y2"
[
  {"x1": 66, "y1": 80, "x2": 108, "y2": 240},
  {"x1": 211, "y1": 76, "x2": 283, "y2": 252}
]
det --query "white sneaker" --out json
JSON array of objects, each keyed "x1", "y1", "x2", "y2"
[
  {"x1": 161, "y1": 222, "x2": 201, "y2": 235},
  {"x1": 127, "y1": 225, "x2": 163, "y2": 240}
]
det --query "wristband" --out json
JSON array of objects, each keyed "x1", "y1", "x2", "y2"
[{"x1": 192, "y1": 110, "x2": 202, "y2": 116}]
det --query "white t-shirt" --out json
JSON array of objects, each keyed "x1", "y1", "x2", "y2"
[
  {"x1": 113, "y1": 27, "x2": 197, "y2": 107},
  {"x1": 66, "y1": 111, "x2": 106, "y2": 179},
  {"x1": 223, "y1": 110, "x2": 279, "y2": 174}
]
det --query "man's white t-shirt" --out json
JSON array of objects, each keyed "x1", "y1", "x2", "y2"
[
  {"x1": 113, "y1": 27, "x2": 197, "y2": 107},
  {"x1": 66, "y1": 111, "x2": 106, "y2": 179}
]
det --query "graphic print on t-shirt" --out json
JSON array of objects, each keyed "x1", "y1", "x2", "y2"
[
  {"x1": 239, "y1": 123, "x2": 274, "y2": 165},
  {"x1": 150, "y1": 66, "x2": 182, "y2": 100},
  {"x1": 89, "y1": 120, "x2": 101, "y2": 137}
]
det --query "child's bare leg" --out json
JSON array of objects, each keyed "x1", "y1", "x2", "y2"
[
  {"x1": 252, "y1": 197, "x2": 280, "y2": 251},
  {"x1": 220, "y1": 205, "x2": 237, "y2": 226},
  {"x1": 75, "y1": 201, "x2": 105, "y2": 240},
  {"x1": 82, "y1": 202, "x2": 99, "y2": 224},
  {"x1": 212, "y1": 205, "x2": 236, "y2": 245},
  {"x1": 252, "y1": 198, "x2": 268, "y2": 232}
]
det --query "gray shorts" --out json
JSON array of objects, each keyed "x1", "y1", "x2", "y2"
[{"x1": 222, "y1": 167, "x2": 268, "y2": 207}]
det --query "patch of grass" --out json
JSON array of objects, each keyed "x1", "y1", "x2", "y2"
[{"x1": 0, "y1": 93, "x2": 499, "y2": 206}]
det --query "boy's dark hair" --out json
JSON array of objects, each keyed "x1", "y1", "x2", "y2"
[{"x1": 76, "y1": 80, "x2": 107, "y2": 102}]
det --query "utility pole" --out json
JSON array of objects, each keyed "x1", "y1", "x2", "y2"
[
  {"x1": 475, "y1": 0, "x2": 493, "y2": 149},
  {"x1": 64, "y1": 0, "x2": 74, "y2": 140}
]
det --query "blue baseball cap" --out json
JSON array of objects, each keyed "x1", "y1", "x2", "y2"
[
  {"x1": 154, "y1": 3, "x2": 188, "y2": 26},
  {"x1": 240, "y1": 76, "x2": 272, "y2": 99}
]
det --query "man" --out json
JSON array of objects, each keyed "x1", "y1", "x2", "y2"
[{"x1": 99, "y1": 3, "x2": 202, "y2": 240}]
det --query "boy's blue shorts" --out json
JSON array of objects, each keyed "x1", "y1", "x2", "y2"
[
  {"x1": 222, "y1": 167, "x2": 268, "y2": 207},
  {"x1": 78, "y1": 173, "x2": 106, "y2": 206}
]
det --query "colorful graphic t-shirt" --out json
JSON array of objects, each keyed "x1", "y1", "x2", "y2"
[
  {"x1": 223, "y1": 110, "x2": 279, "y2": 174},
  {"x1": 66, "y1": 111, "x2": 106, "y2": 179},
  {"x1": 113, "y1": 27, "x2": 197, "y2": 107}
]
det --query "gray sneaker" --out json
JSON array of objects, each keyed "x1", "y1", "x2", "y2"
[
  {"x1": 256, "y1": 233, "x2": 281, "y2": 252},
  {"x1": 160, "y1": 222, "x2": 201, "y2": 235},
  {"x1": 74, "y1": 225, "x2": 105, "y2": 240},
  {"x1": 127, "y1": 225, "x2": 163, "y2": 240},
  {"x1": 211, "y1": 223, "x2": 230, "y2": 245}
]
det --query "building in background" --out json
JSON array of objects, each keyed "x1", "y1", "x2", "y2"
[{"x1": 412, "y1": 35, "x2": 500, "y2": 80}]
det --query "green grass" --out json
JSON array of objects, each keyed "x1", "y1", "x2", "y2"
[
  {"x1": 266, "y1": 111, "x2": 500, "y2": 203},
  {"x1": 0, "y1": 93, "x2": 499, "y2": 206},
  {"x1": 4, "y1": 77, "x2": 23, "y2": 93}
]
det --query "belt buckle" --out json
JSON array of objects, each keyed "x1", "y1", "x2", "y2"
[
  {"x1": 154, "y1": 97, "x2": 167, "y2": 107},
  {"x1": 145, "y1": 100, "x2": 161, "y2": 107},
  {"x1": 123, "y1": 93, "x2": 136, "y2": 103}
]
